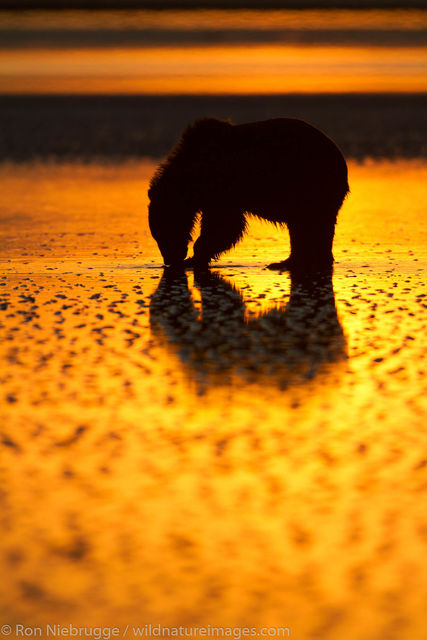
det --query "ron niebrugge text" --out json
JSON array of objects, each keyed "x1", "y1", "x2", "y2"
[{"x1": 2, "y1": 624, "x2": 291, "y2": 639}]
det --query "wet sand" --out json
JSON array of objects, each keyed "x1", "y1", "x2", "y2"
[{"x1": 1, "y1": 159, "x2": 427, "y2": 638}]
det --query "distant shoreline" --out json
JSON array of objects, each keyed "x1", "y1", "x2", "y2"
[
  {"x1": 1, "y1": 93, "x2": 426, "y2": 161},
  {"x1": 1, "y1": 0, "x2": 426, "y2": 10}
]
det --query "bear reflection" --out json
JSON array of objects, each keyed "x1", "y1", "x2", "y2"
[{"x1": 149, "y1": 269, "x2": 346, "y2": 388}]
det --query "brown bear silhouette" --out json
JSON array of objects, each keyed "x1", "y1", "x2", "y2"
[{"x1": 148, "y1": 117, "x2": 349, "y2": 273}]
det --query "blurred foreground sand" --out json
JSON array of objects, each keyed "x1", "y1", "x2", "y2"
[{"x1": 0, "y1": 160, "x2": 427, "y2": 639}]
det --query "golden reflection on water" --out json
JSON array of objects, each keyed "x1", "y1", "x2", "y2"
[
  {"x1": 1, "y1": 160, "x2": 427, "y2": 638},
  {"x1": 1, "y1": 8, "x2": 426, "y2": 95},
  {"x1": 1, "y1": 44, "x2": 425, "y2": 94},
  {"x1": 1, "y1": 9, "x2": 426, "y2": 31}
]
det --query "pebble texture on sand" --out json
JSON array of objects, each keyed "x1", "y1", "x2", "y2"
[{"x1": 1, "y1": 161, "x2": 427, "y2": 639}]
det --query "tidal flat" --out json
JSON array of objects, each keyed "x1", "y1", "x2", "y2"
[{"x1": 1, "y1": 159, "x2": 427, "y2": 638}]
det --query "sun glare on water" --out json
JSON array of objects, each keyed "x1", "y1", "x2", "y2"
[{"x1": 0, "y1": 8, "x2": 426, "y2": 94}]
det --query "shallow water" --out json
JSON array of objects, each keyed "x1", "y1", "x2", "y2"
[
  {"x1": 1, "y1": 8, "x2": 426, "y2": 93},
  {"x1": 1, "y1": 159, "x2": 427, "y2": 638}
]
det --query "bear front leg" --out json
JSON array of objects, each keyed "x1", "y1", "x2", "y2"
[{"x1": 192, "y1": 209, "x2": 247, "y2": 267}]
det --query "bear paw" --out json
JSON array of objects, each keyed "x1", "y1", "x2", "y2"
[{"x1": 266, "y1": 258, "x2": 292, "y2": 271}]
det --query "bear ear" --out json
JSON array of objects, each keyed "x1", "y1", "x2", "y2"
[{"x1": 180, "y1": 118, "x2": 233, "y2": 157}]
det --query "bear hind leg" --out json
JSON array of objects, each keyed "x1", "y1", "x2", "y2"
[
  {"x1": 267, "y1": 209, "x2": 337, "y2": 274},
  {"x1": 266, "y1": 257, "x2": 292, "y2": 272},
  {"x1": 287, "y1": 212, "x2": 337, "y2": 273},
  {"x1": 265, "y1": 220, "x2": 294, "y2": 271}
]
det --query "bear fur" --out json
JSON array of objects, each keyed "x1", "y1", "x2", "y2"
[{"x1": 148, "y1": 117, "x2": 349, "y2": 273}]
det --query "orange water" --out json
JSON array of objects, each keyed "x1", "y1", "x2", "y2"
[
  {"x1": 0, "y1": 9, "x2": 426, "y2": 94},
  {"x1": 1, "y1": 159, "x2": 427, "y2": 638}
]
